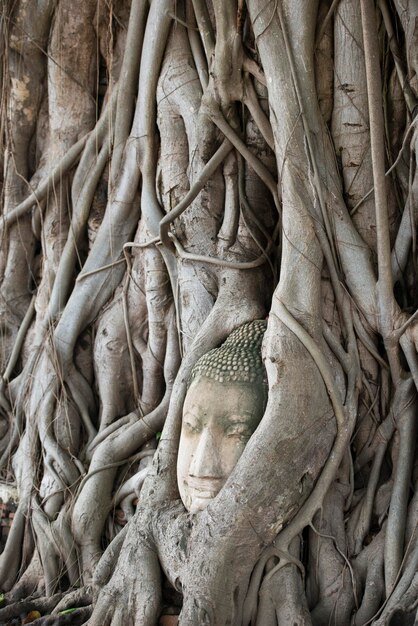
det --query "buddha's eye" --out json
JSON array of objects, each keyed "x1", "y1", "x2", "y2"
[
  {"x1": 225, "y1": 424, "x2": 251, "y2": 439},
  {"x1": 183, "y1": 420, "x2": 201, "y2": 434}
]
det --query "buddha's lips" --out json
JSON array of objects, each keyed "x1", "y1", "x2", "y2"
[{"x1": 186, "y1": 477, "x2": 224, "y2": 495}]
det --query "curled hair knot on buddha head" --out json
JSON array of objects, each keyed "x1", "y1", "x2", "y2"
[{"x1": 188, "y1": 319, "x2": 268, "y2": 391}]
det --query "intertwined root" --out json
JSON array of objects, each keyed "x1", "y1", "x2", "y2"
[{"x1": 0, "y1": 0, "x2": 417, "y2": 624}]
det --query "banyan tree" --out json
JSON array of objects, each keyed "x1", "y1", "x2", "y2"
[{"x1": 0, "y1": 0, "x2": 417, "y2": 624}]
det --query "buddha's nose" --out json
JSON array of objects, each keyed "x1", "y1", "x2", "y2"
[{"x1": 189, "y1": 426, "x2": 223, "y2": 479}]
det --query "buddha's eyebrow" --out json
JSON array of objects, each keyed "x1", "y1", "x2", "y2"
[
  {"x1": 183, "y1": 411, "x2": 203, "y2": 422},
  {"x1": 225, "y1": 413, "x2": 254, "y2": 423}
]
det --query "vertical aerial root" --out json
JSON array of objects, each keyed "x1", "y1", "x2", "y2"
[
  {"x1": 209, "y1": 108, "x2": 280, "y2": 209},
  {"x1": 349, "y1": 377, "x2": 414, "y2": 554},
  {"x1": 353, "y1": 531, "x2": 385, "y2": 625},
  {"x1": 0, "y1": 497, "x2": 30, "y2": 590},
  {"x1": 159, "y1": 139, "x2": 233, "y2": 248},
  {"x1": 109, "y1": 0, "x2": 149, "y2": 183},
  {"x1": 374, "y1": 535, "x2": 418, "y2": 625},
  {"x1": 2, "y1": 294, "x2": 36, "y2": 382},
  {"x1": 243, "y1": 77, "x2": 274, "y2": 150},
  {"x1": 244, "y1": 538, "x2": 310, "y2": 626},
  {"x1": 72, "y1": 393, "x2": 172, "y2": 581},
  {"x1": 349, "y1": 442, "x2": 387, "y2": 555},
  {"x1": 384, "y1": 378, "x2": 416, "y2": 594},
  {"x1": 47, "y1": 139, "x2": 111, "y2": 319},
  {"x1": 66, "y1": 368, "x2": 97, "y2": 445},
  {"x1": 0, "y1": 135, "x2": 89, "y2": 230},
  {"x1": 261, "y1": 539, "x2": 311, "y2": 626},
  {"x1": 31, "y1": 498, "x2": 61, "y2": 596},
  {"x1": 51, "y1": 510, "x2": 81, "y2": 588}
]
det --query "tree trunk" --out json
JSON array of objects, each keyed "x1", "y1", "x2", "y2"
[{"x1": 0, "y1": 1, "x2": 417, "y2": 625}]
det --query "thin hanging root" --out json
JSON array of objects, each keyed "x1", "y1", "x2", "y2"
[
  {"x1": 75, "y1": 448, "x2": 153, "y2": 497},
  {"x1": 86, "y1": 413, "x2": 137, "y2": 459},
  {"x1": 369, "y1": 528, "x2": 418, "y2": 625},
  {"x1": 384, "y1": 387, "x2": 416, "y2": 595},
  {"x1": 240, "y1": 207, "x2": 276, "y2": 280},
  {"x1": 76, "y1": 238, "x2": 160, "y2": 282},
  {"x1": 0, "y1": 499, "x2": 30, "y2": 591},
  {"x1": 186, "y1": 0, "x2": 209, "y2": 89},
  {"x1": 360, "y1": 0, "x2": 400, "y2": 379},
  {"x1": 237, "y1": 154, "x2": 278, "y2": 281},
  {"x1": 243, "y1": 77, "x2": 274, "y2": 150},
  {"x1": 309, "y1": 521, "x2": 358, "y2": 607},
  {"x1": 66, "y1": 370, "x2": 97, "y2": 444},
  {"x1": 0, "y1": 134, "x2": 88, "y2": 230},
  {"x1": 122, "y1": 271, "x2": 140, "y2": 403},
  {"x1": 191, "y1": 0, "x2": 215, "y2": 62},
  {"x1": 109, "y1": 0, "x2": 148, "y2": 185},
  {"x1": 71, "y1": 88, "x2": 118, "y2": 201},
  {"x1": 159, "y1": 138, "x2": 233, "y2": 248},
  {"x1": 121, "y1": 240, "x2": 162, "y2": 406},
  {"x1": 350, "y1": 116, "x2": 418, "y2": 216},
  {"x1": 76, "y1": 258, "x2": 126, "y2": 281},
  {"x1": 2, "y1": 294, "x2": 36, "y2": 381},
  {"x1": 242, "y1": 543, "x2": 305, "y2": 626},
  {"x1": 315, "y1": 0, "x2": 340, "y2": 48},
  {"x1": 31, "y1": 501, "x2": 61, "y2": 596},
  {"x1": 242, "y1": 546, "x2": 278, "y2": 625},
  {"x1": 377, "y1": 0, "x2": 417, "y2": 113},
  {"x1": 353, "y1": 443, "x2": 387, "y2": 554},
  {"x1": 209, "y1": 108, "x2": 280, "y2": 210},
  {"x1": 48, "y1": 138, "x2": 111, "y2": 318},
  {"x1": 166, "y1": 12, "x2": 198, "y2": 30},
  {"x1": 168, "y1": 230, "x2": 277, "y2": 270}
]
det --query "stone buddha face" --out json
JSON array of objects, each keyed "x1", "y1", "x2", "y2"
[
  {"x1": 177, "y1": 377, "x2": 264, "y2": 513},
  {"x1": 177, "y1": 320, "x2": 267, "y2": 514}
]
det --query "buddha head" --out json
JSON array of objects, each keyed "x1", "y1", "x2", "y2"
[{"x1": 177, "y1": 320, "x2": 267, "y2": 513}]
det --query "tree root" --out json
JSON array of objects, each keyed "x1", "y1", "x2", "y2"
[
  {"x1": 1, "y1": 2, "x2": 417, "y2": 624},
  {"x1": 30, "y1": 606, "x2": 92, "y2": 625},
  {"x1": 0, "y1": 593, "x2": 64, "y2": 623}
]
